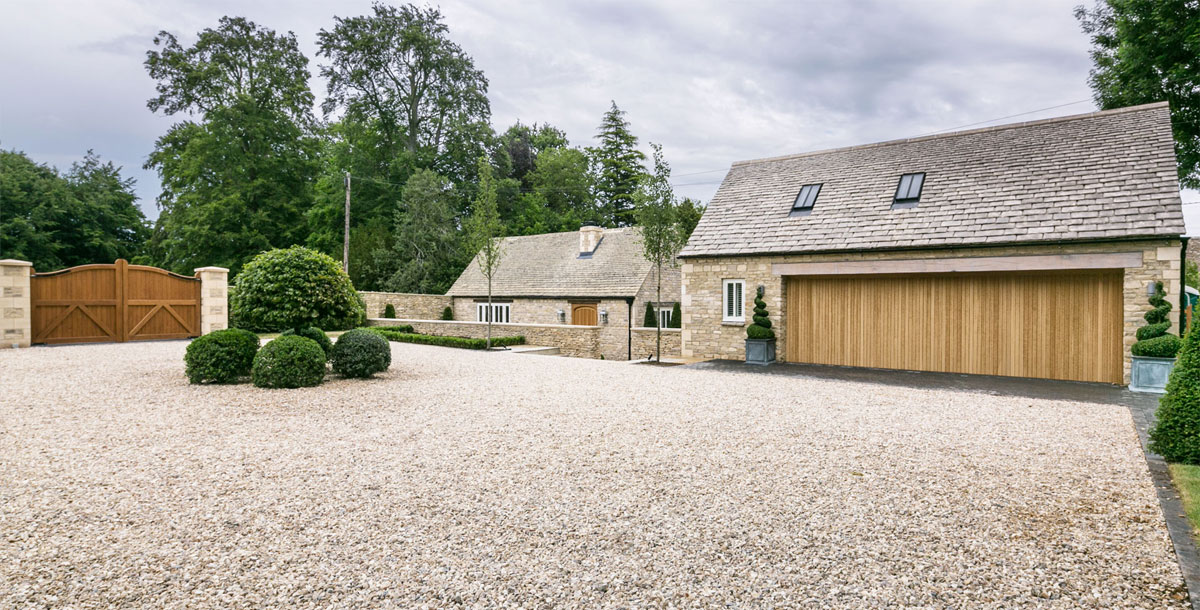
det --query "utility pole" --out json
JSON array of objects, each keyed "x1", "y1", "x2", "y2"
[{"x1": 343, "y1": 171, "x2": 351, "y2": 274}]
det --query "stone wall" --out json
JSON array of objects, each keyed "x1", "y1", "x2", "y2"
[
  {"x1": 359, "y1": 291, "x2": 452, "y2": 319},
  {"x1": 370, "y1": 318, "x2": 601, "y2": 358},
  {"x1": 681, "y1": 239, "x2": 1183, "y2": 385},
  {"x1": 630, "y1": 327, "x2": 681, "y2": 360},
  {"x1": 194, "y1": 266, "x2": 228, "y2": 334},
  {"x1": 0, "y1": 259, "x2": 32, "y2": 348}
]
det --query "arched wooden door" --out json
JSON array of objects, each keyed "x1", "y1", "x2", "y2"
[{"x1": 571, "y1": 303, "x2": 598, "y2": 326}]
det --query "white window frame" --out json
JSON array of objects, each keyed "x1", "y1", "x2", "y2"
[
  {"x1": 722, "y1": 279, "x2": 745, "y2": 323},
  {"x1": 656, "y1": 306, "x2": 672, "y2": 329},
  {"x1": 476, "y1": 302, "x2": 511, "y2": 323}
]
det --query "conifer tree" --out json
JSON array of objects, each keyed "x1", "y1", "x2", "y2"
[{"x1": 591, "y1": 101, "x2": 646, "y2": 227}]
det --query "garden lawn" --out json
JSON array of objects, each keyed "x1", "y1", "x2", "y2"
[
  {"x1": 0, "y1": 341, "x2": 1188, "y2": 609},
  {"x1": 1170, "y1": 463, "x2": 1200, "y2": 538}
]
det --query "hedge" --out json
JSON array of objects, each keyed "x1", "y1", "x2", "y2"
[
  {"x1": 1150, "y1": 319, "x2": 1200, "y2": 462},
  {"x1": 373, "y1": 329, "x2": 525, "y2": 350}
]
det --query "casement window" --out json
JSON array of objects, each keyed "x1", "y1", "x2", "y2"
[
  {"x1": 656, "y1": 306, "x2": 672, "y2": 328},
  {"x1": 722, "y1": 279, "x2": 745, "y2": 322},
  {"x1": 892, "y1": 172, "x2": 926, "y2": 209},
  {"x1": 790, "y1": 183, "x2": 822, "y2": 216},
  {"x1": 476, "y1": 302, "x2": 511, "y2": 323}
]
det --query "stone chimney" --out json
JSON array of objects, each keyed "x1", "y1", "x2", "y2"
[{"x1": 579, "y1": 224, "x2": 603, "y2": 256}]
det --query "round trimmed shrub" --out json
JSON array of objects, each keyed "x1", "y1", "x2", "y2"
[
  {"x1": 185, "y1": 328, "x2": 260, "y2": 384},
  {"x1": 330, "y1": 328, "x2": 392, "y2": 378},
  {"x1": 230, "y1": 246, "x2": 366, "y2": 332},
  {"x1": 251, "y1": 335, "x2": 327, "y2": 389},
  {"x1": 282, "y1": 326, "x2": 333, "y2": 359}
]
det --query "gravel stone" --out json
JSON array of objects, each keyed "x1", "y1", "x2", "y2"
[{"x1": 0, "y1": 341, "x2": 1188, "y2": 608}]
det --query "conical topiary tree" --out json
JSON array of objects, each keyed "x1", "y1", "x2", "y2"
[
  {"x1": 644, "y1": 301, "x2": 657, "y2": 328},
  {"x1": 383, "y1": 303, "x2": 396, "y2": 319},
  {"x1": 441, "y1": 306, "x2": 454, "y2": 320},
  {"x1": 1133, "y1": 282, "x2": 1182, "y2": 358},
  {"x1": 747, "y1": 286, "x2": 775, "y2": 340},
  {"x1": 668, "y1": 302, "x2": 681, "y2": 328},
  {"x1": 1150, "y1": 317, "x2": 1200, "y2": 463}
]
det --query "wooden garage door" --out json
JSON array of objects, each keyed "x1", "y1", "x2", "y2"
[{"x1": 785, "y1": 270, "x2": 1124, "y2": 384}]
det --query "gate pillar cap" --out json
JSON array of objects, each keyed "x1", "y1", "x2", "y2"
[
  {"x1": 193, "y1": 266, "x2": 229, "y2": 274},
  {"x1": 0, "y1": 259, "x2": 33, "y2": 266}
]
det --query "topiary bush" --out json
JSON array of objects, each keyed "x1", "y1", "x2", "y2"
[
  {"x1": 441, "y1": 306, "x2": 454, "y2": 321},
  {"x1": 184, "y1": 328, "x2": 260, "y2": 384},
  {"x1": 746, "y1": 285, "x2": 775, "y2": 340},
  {"x1": 330, "y1": 328, "x2": 392, "y2": 378},
  {"x1": 643, "y1": 301, "x2": 657, "y2": 327},
  {"x1": 669, "y1": 302, "x2": 681, "y2": 329},
  {"x1": 1150, "y1": 319, "x2": 1200, "y2": 463},
  {"x1": 282, "y1": 326, "x2": 333, "y2": 359},
  {"x1": 251, "y1": 335, "x2": 327, "y2": 389},
  {"x1": 1132, "y1": 282, "x2": 1181, "y2": 358},
  {"x1": 383, "y1": 303, "x2": 396, "y2": 319},
  {"x1": 230, "y1": 246, "x2": 366, "y2": 332}
]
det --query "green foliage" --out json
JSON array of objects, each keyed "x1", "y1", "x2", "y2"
[
  {"x1": 1188, "y1": 260, "x2": 1199, "y2": 289},
  {"x1": 509, "y1": 146, "x2": 597, "y2": 234},
  {"x1": 379, "y1": 169, "x2": 466, "y2": 294},
  {"x1": 1139, "y1": 321, "x2": 1172, "y2": 341},
  {"x1": 374, "y1": 329, "x2": 524, "y2": 349},
  {"x1": 1133, "y1": 334, "x2": 1184, "y2": 357},
  {"x1": 677, "y1": 197, "x2": 705, "y2": 240},
  {"x1": 463, "y1": 157, "x2": 506, "y2": 348},
  {"x1": 1, "y1": 149, "x2": 148, "y2": 270},
  {"x1": 590, "y1": 101, "x2": 647, "y2": 227},
  {"x1": 1150, "y1": 320, "x2": 1200, "y2": 462},
  {"x1": 184, "y1": 328, "x2": 260, "y2": 384},
  {"x1": 143, "y1": 17, "x2": 319, "y2": 276},
  {"x1": 669, "y1": 302, "x2": 681, "y2": 329},
  {"x1": 635, "y1": 143, "x2": 687, "y2": 361},
  {"x1": 231, "y1": 246, "x2": 366, "y2": 332},
  {"x1": 252, "y1": 335, "x2": 327, "y2": 388},
  {"x1": 644, "y1": 302, "x2": 657, "y2": 327},
  {"x1": 747, "y1": 285, "x2": 776, "y2": 340},
  {"x1": 1077, "y1": 0, "x2": 1200, "y2": 188},
  {"x1": 369, "y1": 324, "x2": 414, "y2": 333},
  {"x1": 383, "y1": 304, "x2": 396, "y2": 319},
  {"x1": 330, "y1": 328, "x2": 392, "y2": 378},
  {"x1": 441, "y1": 306, "x2": 454, "y2": 320},
  {"x1": 1132, "y1": 282, "x2": 1179, "y2": 357},
  {"x1": 282, "y1": 327, "x2": 333, "y2": 358}
]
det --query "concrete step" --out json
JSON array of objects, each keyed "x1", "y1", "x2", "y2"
[{"x1": 506, "y1": 345, "x2": 561, "y2": 356}]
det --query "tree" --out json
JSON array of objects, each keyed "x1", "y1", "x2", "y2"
[
  {"x1": 1076, "y1": 0, "x2": 1200, "y2": 187},
  {"x1": 495, "y1": 122, "x2": 569, "y2": 184},
  {"x1": 1150, "y1": 317, "x2": 1200, "y2": 463},
  {"x1": 0, "y1": 149, "x2": 147, "y2": 270},
  {"x1": 669, "y1": 302, "x2": 682, "y2": 329},
  {"x1": 643, "y1": 301, "x2": 657, "y2": 328},
  {"x1": 591, "y1": 102, "x2": 646, "y2": 227},
  {"x1": 508, "y1": 147, "x2": 597, "y2": 236},
  {"x1": 463, "y1": 157, "x2": 504, "y2": 349},
  {"x1": 318, "y1": 3, "x2": 490, "y2": 168},
  {"x1": 1132, "y1": 281, "x2": 1182, "y2": 357},
  {"x1": 380, "y1": 169, "x2": 464, "y2": 294},
  {"x1": 634, "y1": 144, "x2": 687, "y2": 362},
  {"x1": 677, "y1": 197, "x2": 705, "y2": 240},
  {"x1": 143, "y1": 17, "x2": 319, "y2": 275}
]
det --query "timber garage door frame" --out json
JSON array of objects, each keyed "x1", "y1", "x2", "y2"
[
  {"x1": 784, "y1": 269, "x2": 1125, "y2": 384},
  {"x1": 30, "y1": 259, "x2": 202, "y2": 345}
]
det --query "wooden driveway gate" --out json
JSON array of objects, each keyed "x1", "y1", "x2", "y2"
[{"x1": 30, "y1": 259, "x2": 202, "y2": 344}]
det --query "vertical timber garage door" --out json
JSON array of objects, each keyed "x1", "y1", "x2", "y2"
[{"x1": 785, "y1": 270, "x2": 1124, "y2": 384}]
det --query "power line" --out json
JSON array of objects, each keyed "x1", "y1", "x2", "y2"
[{"x1": 913, "y1": 99, "x2": 1093, "y2": 137}]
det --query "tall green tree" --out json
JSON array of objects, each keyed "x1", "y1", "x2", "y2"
[
  {"x1": 509, "y1": 147, "x2": 597, "y2": 235},
  {"x1": 1076, "y1": 0, "x2": 1200, "y2": 187},
  {"x1": 463, "y1": 157, "x2": 505, "y2": 349},
  {"x1": 634, "y1": 143, "x2": 687, "y2": 362},
  {"x1": 143, "y1": 16, "x2": 319, "y2": 275},
  {"x1": 379, "y1": 169, "x2": 465, "y2": 293},
  {"x1": 591, "y1": 101, "x2": 646, "y2": 227},
  {"x1": 0, "y1": 149, "x2": 147, "y2": 270},
  {"x1": 677, "y1": 197, "x2": 705, "y2": 240}
]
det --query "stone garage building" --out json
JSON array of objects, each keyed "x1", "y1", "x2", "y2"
[{"x1": 679, "y1": 102, "x2": 1186, "y2": 385}]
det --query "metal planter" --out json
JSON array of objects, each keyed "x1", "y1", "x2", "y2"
[
  {"x1": 745, "y1": 338, "x2": 776, "y2": 365},
  {"x1": 1130, "y1": 355, "x2": 1176, "y2": 394}
]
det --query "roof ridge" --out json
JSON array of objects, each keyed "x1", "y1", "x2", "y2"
[
  {"x1": 731, "y1": 101, "x2": 1169, "y2": 168},
  {"x1": 499, "y1": 227, "x2": 634, "y2": 242}
]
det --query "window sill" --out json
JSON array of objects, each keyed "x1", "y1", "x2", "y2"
[{"x1": 721, "y1": 320, "x2": 745, "y2": 326}]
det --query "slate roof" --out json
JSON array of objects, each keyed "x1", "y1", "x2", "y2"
[
  {"x1": 680, "y1": 102, "x2": 1185, "y2": 258},
  {"x1": 447, "y1": 227, "x2": 652, "y2": 298}
]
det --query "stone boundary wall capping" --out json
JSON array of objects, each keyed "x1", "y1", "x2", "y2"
[
  {"x1": 368, "y1": 318, "x2": 682, "y2": 360},
  {"x1": 194, "y1": 267, "x2": 228, "y2": 335},
  {"x1": 0, "y1": 259, "x2": 33, "y2": 348},
  {"x1": 359, "y1": 291, "x2": 453, "y2": 319}
]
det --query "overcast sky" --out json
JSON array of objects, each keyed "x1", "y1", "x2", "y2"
[{"x1": 2, "y1": 0, "x2": 1198, "y2": 231}]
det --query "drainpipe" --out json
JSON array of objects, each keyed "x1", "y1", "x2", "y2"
[
  {"x1": 1182, "y1": 236, "x2": 1191, "y2": 333},
  {"x1": 626, "y1": 297, "x2": 633, "y2": 361}
]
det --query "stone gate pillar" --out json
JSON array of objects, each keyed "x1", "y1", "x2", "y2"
[
  {"x1": 194, "y1": 266, "x2": 229, "y2": 335},
  {"x1": 0, "y1": 259, "x2": 33, "y2": 348}
]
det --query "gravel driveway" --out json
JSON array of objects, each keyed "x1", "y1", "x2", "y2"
[{"x1": 0, "y1": 341, "x2": 1187, "y2": 608}]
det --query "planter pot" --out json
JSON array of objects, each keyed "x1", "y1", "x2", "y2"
[
  {"x1": 1130, "y1": 355, "x2": 1176, "y2": 393},
  {"x1": 745, "y1": 338, "x2": 776, "y2": 365}
]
